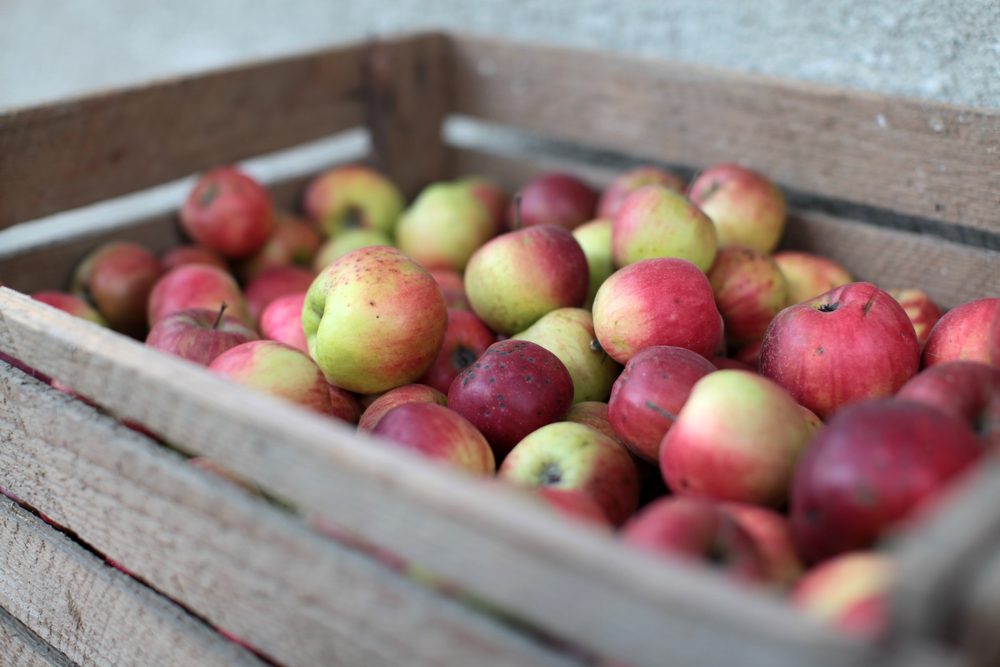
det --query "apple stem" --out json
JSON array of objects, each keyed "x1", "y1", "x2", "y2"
[
  {"x1": 589, "y1": 338, "x2": 609, "y2": 363},
  {"x1": 512, "y1": 193, "x2": 523, "y2": 230},
  {"x1": 213, "y1": 303, "x2": 228, "y2": 330}
]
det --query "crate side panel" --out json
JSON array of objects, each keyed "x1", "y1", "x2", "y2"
[{"x1": 0, "y1": 606, "x2": 75, "y2": 667}]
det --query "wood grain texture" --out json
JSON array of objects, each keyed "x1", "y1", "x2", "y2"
[
  {"x1": 0, "y1": 362, "x2": 583, "y2": 667},
  {"x1": 0, "y1": 496, "x2": 261, "y2": 667},
  {"x1": 0, "y1": 606, "x2": 75, "y2": 667},
  {"x1": 0, "y1": 38, "x2": 368, "y2": 228},
  {"x1": 958, "y1": 546, "x2": 1000, "y2": 667},
  {"x1": 450, "y1": 34, "x2": 1000, "y2": 235},
  {"x1": 0, "y1": 289, "x2": 939, "y2": 667},
  {"x1": 365, "y1": 33, "x2": 452, "y2": 197}
]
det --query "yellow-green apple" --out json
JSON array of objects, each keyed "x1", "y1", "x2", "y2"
[
  {"x1": 396, "y1": 181, "x2": 496, "y2": 272},
  {"x1": 303, "y1": 246, "x2": 447, "y2": 394},
  {"x1": 564, "y1": 401, "x2": 621, "y2": 444},
  {"x1": 611, "y1": 185, "x2": 718, "y2": 271},
  {"x1": 721, "y1": 502, "x2": 803, "y2": 587},
  {"x1": 457, "y1": 176, "x2": 506, "y2": 235},
  {"x1": 371, "y1": 403, "x2": 495, "y2": 476},
  {"x1": 790, "y1": 399, "x2": 983, "y2": 563},
  {"x1": 71, "y1": 241, "x2": 162, "y2": 335},
  {"x1": 32, "y1": 291, "x2": 107, "y2": 326},
  {"x1": 147, "y1": 264, "x2": 252, "y2": 328},
  {"x1": 357, "y1": 383, "x2": 448, "y2": 433},
  {"x1": 180, "y1": 166, "x2": 275, "y2": 259},
  {"x1": 897, "y1": 361, "x2": 1000, "y2": 449},
  {"x1": 238, "y1": 212, "x2": 322, "y2": 280},
  {"x1": 146, "y1": 307, "x2": 257, "y2": 366},
  {"x1": 303, "y1": 165, "x2": 404, "y2": 238},
  {"x1": 922, "y1": 297, "x2": 1000, "y2": 368},
  {"x1": 759, "y1": 282, "x2": 920, "y2": 419},
  {"x1": 773, "y1": 251, "x2": 853, "y2": 304},
  {"x1": 608, "y1": 346, "x2": 716, "y2": 463},
  {"x1": 533, "y1": 487, "x2": 611, "y2": 527},
  {"x1": 513, "y1": 308, "x2": 621, "y2": 403},
  {"x1": 328, "y1": 385, "x2": 362, "y2": 424},
  {"x1": 597, "y1": 166, "x2": 685, "y2": 220},
  {"x1": 660, "y1": 370, "x2": 816, "y2": 506},
  {"x1": 498, "y1": 421, "x2": 640, "y2": 525},
  {"x1": 887, "y1": 288, "x2": 942, "y2": 346},
  {"x1": 621, "y1": 496, "x2": 766, "y2": 582},
  {"x1": 312, "y1": 228, "x2": 393, "y2": 272},
  {"x1": 686, "y1": 164, "x2": 787, "y2": 253},
  {"x1": 708, "y1": 246, "x2": 789, "y2": 348},
  {"x1": 790, "y1": 552, "x2": 893, "y2": 638},
  {"x1": 448, "y1": 340, "x2": 574, "y2": 458},
  {"x1": 464, "y1": 225, "x2": 589, "y2": 335},
  {"x1": 259, "y1": 292, "x2": 309, "y2": 353},
  {"x1": 419, "y1": 309, "x2": 496, "y2": 394},
  {"x1": 592, "y1": 258, "x2": 724, "y2": 364},
  {"x1": 244, "y1": 266, "x2": 315, "y2": 324},
  {"x1": 208, "y1": 340, "x2": 334, "y2": 416},
  {"x1": 428, "y1": 268, "x2": 471, "y2": 311},
  {"x1": 160, "y1": 245, "x2": 228, "y2": 273},
  {"x1": 507, "y1": 172, "x2": 597, "y2": 231},
  {"x1": 571, "y1": 218, "x2": 613, "y2": 309}
]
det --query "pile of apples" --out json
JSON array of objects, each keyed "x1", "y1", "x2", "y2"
[{"x1": 29, "y1": 160, "x2": 999, "y2": 640}]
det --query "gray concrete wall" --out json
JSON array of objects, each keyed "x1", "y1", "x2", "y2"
[{"x1": 2, "y1": 1, "x2": 999, "y2": 110}]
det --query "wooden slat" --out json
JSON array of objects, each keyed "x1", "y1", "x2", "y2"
[
  {"x1": 0, "y1": 289, "x2": 920, "y2": 667},
  {"x1": 957, "y1": 546, "x2": 1000, "y2": 667},
  {"x1": 0, "y1": 362, "x2": 583, "y2": 667},
  {"x1": 0, "y1": 496, "x2": 261, "y2": 667},
  {"x1": 450, "y1": 34, "x2": 1000, "y2": 235},
  {"x1": 0, "y1": 606, "x2": 75, "y2": 667},
  {"x1": 0, "y1": 36, "x2": 372, "y2": 228}
]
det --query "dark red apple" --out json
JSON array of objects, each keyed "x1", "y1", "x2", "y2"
[
  {"x1": 507, "y1": 172, "x2": 597, "y2": 231},
  {"x1": 428, "y1": 268, "x2": 471, "y2": 311},
  {"x1": 897, "y1": 361, "x2": 1000, "y2": 448},
  {"x1": 181, "y1": 166, "x2": 275, "y2": 259},
  {"x1": 146, "y1": 307, "x2": 258, "y2": 366},
  {"x1": 419, "y1": 309, "x2": 497, "y2": 394},
  {"x1": 71, "y1": 241, "x2": 162, "y2": 335}
]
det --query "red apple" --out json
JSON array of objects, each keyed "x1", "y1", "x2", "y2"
[
  {"x1": 146, "y1": 307, "x2": 258, "y2": 366},
  {"x1": 419, "y1": 309, "x2": 496, "y2": 394},
  {"x1": 244, "y1": 265, "x2": 315, "y2": 324},
  {"x1": 922, "y1": 297, "x2": 1000, "y2": 368},
  {"x1": 887, "y1": 288, "x2": 942, "y2": 346},
  {"x1": 181, "y1": 166, "x2": 275, "y2": 259},
  {"x1": 238, "y1": 212, "x2": 322, "y2": 280},
  {"x1": 607, "y1": 346, "x2": 716, "y2": 463},
  {"x1": 897, "y1": 361, "x2": 1000, "y2": 449},
  {"x1": 303, "y1": 165, "x2": 404, "y2": 237},
  {"x1": 71, "y1": 241, "x2": 162, "y2": 335},
  {"x1": 612, "y1": 185, "x2": 718, "y2": 271},
  {"x1": 458, "y1": 176, "x2": 507, "y2": 235},
  {"x1": 32, "y1": 291, "x2": 107, "y2": 326},
  {"x1": 357, "y1": 384, "x2": 448, "y2": 434},
  {"x1": 259, "y1": 291, "x2": 309, "y2": 354},
  {"x1": 328, "y1": 384, "x2": 363, "y2": 424},
  {"x1": 160, "y1": 245, "x2": 228, "y2": 273},
  {"x1": 147, "y1": 264, "x2": 252, "y2": 328},
  {"x1": 790, "y1": 399, "x2": 983, "y2": 563},
  {"x1": 534, "y1": 487, "x2": 611, "y2": 527},
  {"x1": 687, "y1": 164, "x2": 787, "y2": 254},
  {"x1": 564, "y1": 401, "x2": 621, "y2": 444},
  {"x1": 592, "y1": 258, "x2": 724, "y2": 364},
  {"x1": 760, "y1": 282, "x2": 920, "y2": 419},
  {"x1": 507, "y1": 172, "x2": 597, "y2": 231},
  {"x1": 790, "y1": 552, "x2": 892, "y2": 638},
  {"x1": 371, "y1": 402, "x2": 495, "y2": 476},
  {"x1": 733, "y1": 339, "x2": 763, "y2": 369},
  {"x1": 721, "y1": 502, "x2": 803, "y2": 587},
  {"x1": 428, "y1": 268, "x2": 471, "y2": 311},
  {"x1": 773, "y1": 251, "x2": 853, "y2": 305},
  {"x1": 597, "y1": 166, "x2": 685, "y2": 220},
  {"x1": 708, "y1": 246, "x2": 789, "y2": 347},
  {"x1": 712, "y1": 356, "x2": 754, "y2": 372}
]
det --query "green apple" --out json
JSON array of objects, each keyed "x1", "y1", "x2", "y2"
[
  {"x1": 611, "y1": 185, "x2": 717, "y2": 271},
  {"x1": 396, "y1": 181, "x2": 496, "y2": 272},
  {"x1": 313, "y1": 229, "x2": 393, "y2": 272},
  {"x1": 304, "y1": 165, "x2": 404, "y2": 238},
  {"x1": 572, "y1": 218, "x2": 614, "y2": 309}
]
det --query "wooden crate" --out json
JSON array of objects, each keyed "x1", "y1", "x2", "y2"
[{"x1": 1, "y1": 31, "x2": 999, "y2": 667}]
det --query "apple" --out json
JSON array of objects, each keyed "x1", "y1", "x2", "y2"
[
  {"x1": 303, "y1": 246, "x2": 447, "y2": 394},
  {"x1": 32, "y1": 291, "x2": 107, "y2": 326},
  {"x1": 238, "y1": 212, "x2": 322, "y2": 280},
  {"x1": 597, "y1": 166, "x2": 685, "y2": 220},
  {"x1": 721, "y1": 502, "x2": 803, "y2": 587},
  {"x1": 419, "y1": 309, "x2": 496, "y2": 394},
  {"x1": 498, "y1": 421, "x2": 640, "y2": 525},
  {"x1": 448, "y1": 339, "x2": 574, "y2": 458},
  {"x1": 733, "y1": 339, "x2": 763, "y2": 369},
  {"x1": 357, "y1": 384, "x2": 448, "y2": 433},
  {"x1": 259, "y1": 292, "x2": 309, "y2": 354},
  {"x1": 303, "y1": 165, "x2": 404, "y2": 238},
  {"x1": 146, "y1": 306, "x2": 258, "y2": 366},
  {"x1": 328, "y1": 385, "x2": 363, "y2": 424},
  {"x1": 564, "y1": 401, "x2": 621, "y2": 444},
  {"x1": 759, "y1": 282, "x2": 920, "y2": 419},
  {"x1": 507, "y1": 172, "x2": 597, "y2": 231},
  {"x1": 712, "y1": 356, "x2": 754, "y2": 372},
  {"x1": 180, "y1": 166, "x2": 275, "y2": 259},
  {"x1": 607, "y1": 346, "x2": 716, "y2": 463},
  {"x1": 312, "y1": 229, "x2": 393, "y2": 272},
  {"x1": 686, "y1": 164, "x2": 787, "y2": 254},
  {"x1": 71, "y1": 241, "x2": 162, "y2": 335},
  {"x1": 208, "y1": 340, "x2": 334, "y2": 416},
  {"x1": 147, "y1": 264, "x2": 252, "y2": 328},
  {"x1": 371, "y1": 403, "x2": 495, "y2": 476},
  {"x1": 621, "y1": 496, "x2": 766, "y2": 582},
  {"x1": 790, "y1": 399, "x2": 983, "y2": 563},
  {"x1": 897, "y1": 361, "x2": 1000, "y2": 448},
  {"x1": 243, "y1": 265, "x2": 315, "y2": 324},
  {"x1": 160, "y1": 245, "x2": 228, "y2": 273},
  {"x1": 571, "y1": 218, "x2": 614, "y2": 309},
  {"x1": 612, "y1": 185, "x2": 718, "y2": 272},
  {"x1": 887, "y1": 288, "x2": 942, "y2": 346},
  {"x1": 922, "y1": 297, "x2": 1000, "y2": 368},
  {"x1": 660, "y1": 370, "x2": 816, "y2": 506},
  {"x1": 457, "y1": 176, "x2": 507, "y2": 235},
  {"x1": 790, "y1": 552, "x2": 892, "y2": 638},
  {"x1": 773, "y1": 251, "x2": 853, "y2": 305},
  {"x1": 533, "y1": 487, "x2": 611, "y2": 527},
  {"x1": 464, "y1": 225, "x2": 588, "y2": 335},
  {"x1": 708, "y1": 246, "x2": 789, "y2": 347},
  {"x1": 428, "y1": 268, "x2": 471, "y2": 311},
  {"x1": 592, "y1": 258, "x2": 724, "y2": 364},
  {"x1": 396, "y1": 181, "x2": 496, "y2": 272},
  {"x1": 513, "y1": 308, "x2": 621, "y2": 404}
]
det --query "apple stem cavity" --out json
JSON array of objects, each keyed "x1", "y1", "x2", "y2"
[
  {"x1": 818, "y1": 302, "x2": 840, "y2": 313},
  {"x1": 213, "y1": 302, "x2": 229, "y2": 330},
  {"x1": 540, "y1": 462, "x2": 562, "y2": 485},
  {"x1": 343, "y1": 205, "x2": 364, "y2": 229}
]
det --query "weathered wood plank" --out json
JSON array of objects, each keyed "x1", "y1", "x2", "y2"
[
  {"x1": 0, "y1": 288, "x2": 899, "y2": 667},
  {"x1": 957, "y1": 546, "x2": 1000, "y2": 667},
  {"x1": 0, "y1": 361, "x2": 584, "y2": 667},
  {"x1": 450, "y1": 34, "x2": 1000, "y2": 235},
  {"x1": 0, "y1": 605, "x2": 75, "y2": 667},
  {"x1": 0, "y1": 496, "x2": 261, "y2": 667}
]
